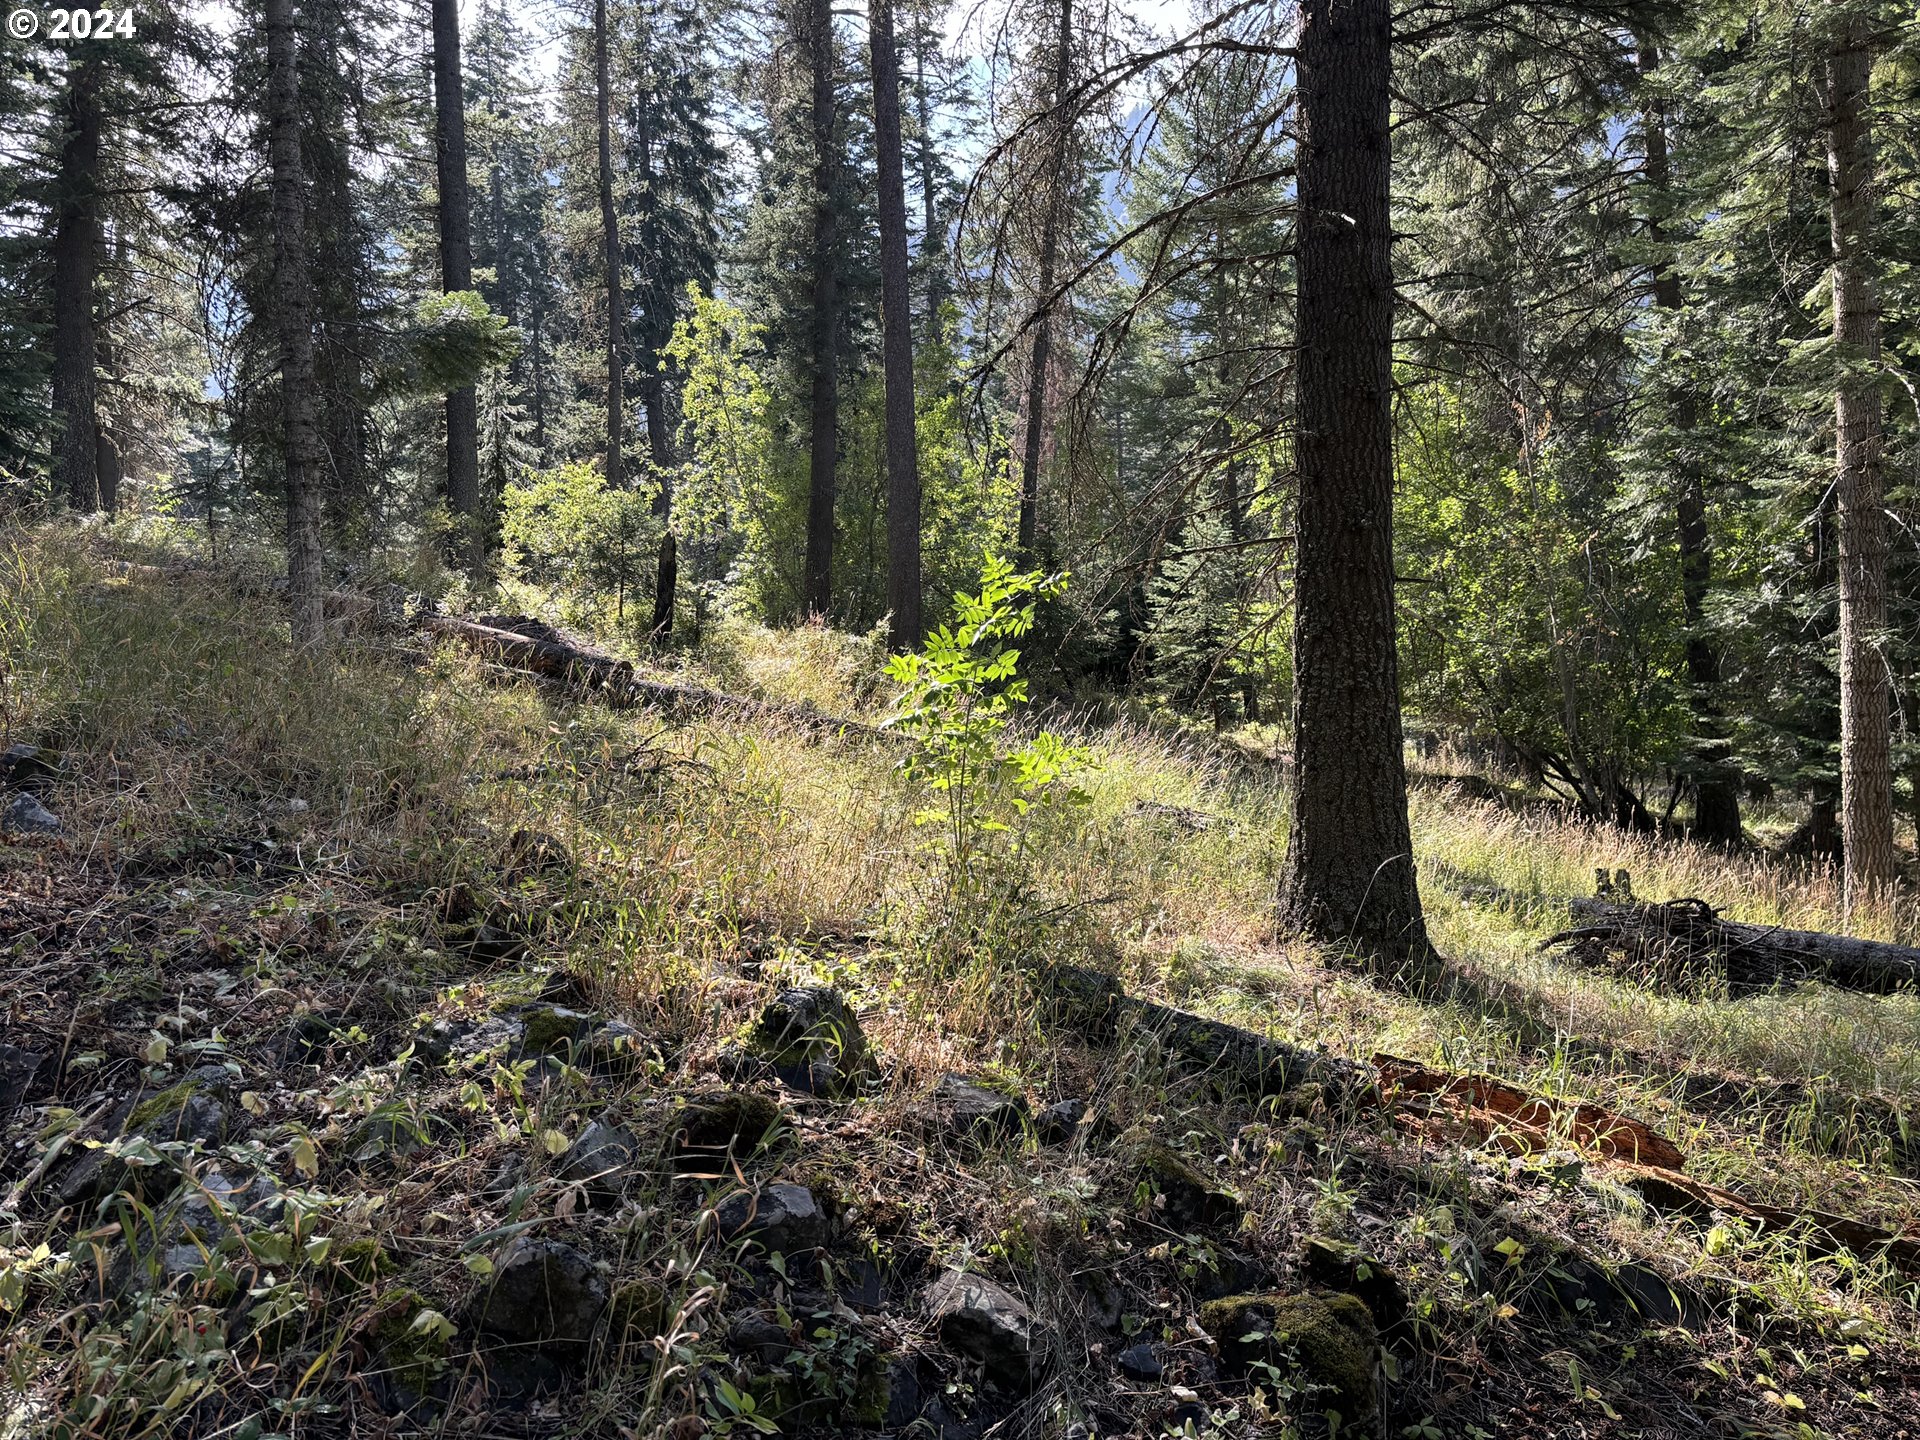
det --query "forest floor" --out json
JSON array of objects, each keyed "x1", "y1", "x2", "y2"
[{"x1": 1, "y1": 530, "x2": 1917, "y2": 1440}]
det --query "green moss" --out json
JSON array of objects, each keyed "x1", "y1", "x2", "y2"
[
  {"x1": 678, "y1": 1090, "x2": 785, "y2": 1154},
  {"x1": 125, "y1": 1082, "x2": 198, "y2": 1133},
  {"x1": 518, "y1": 1005, "x2": 587, "y2": 1057},
  {"x1": 369, "y1": 1288, "x2": 452, "y2": 1391},
  {"x1": 1200, "y1": 1291, "x2": 1378, "y2": 1419},
  {"x1": 1131, "y1": 1141, "x2": 1242, "y2": 1229}
]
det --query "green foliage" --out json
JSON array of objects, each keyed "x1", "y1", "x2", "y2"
[
  {"x1": 389, "y1": 291, "x2": 520, "y2": 398},
  {"x1": 885, "y1": 557, "x2": 1091, "y2": 932},
  {"x1": 500, "y1": 462, "x2": 660, "y2": 625}
]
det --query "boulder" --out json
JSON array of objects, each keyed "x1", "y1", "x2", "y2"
[
  {"x1": 722, "y1": 987, "x2": 874, "y2": 1097},
  {"x1": 1298, "y1": 1235, "x2": 1408, "y2": 1329},
  {"x1": 1116, "y1": 1342, "x2": 1164, "y2": 1382},
  {"x1": 59, "y1": 1079, "x2": 241, "y2": 1206},
  {"x1": 1035, "y1": 1100, "x2": 1086, "y2": 1147},
  {"x1": 1199, "y1": 1291, "x2": 1377, "y2": 1419},
  {"x1": 474, "y1": 1238, "x2": 609, "y2": 1347},
  {"x1": 0, "y1": 743, "x2": 66, "y2": 793},
  {"x1": 3, "y1": 793, "x2": 60, "y2": 836},
  {"x1": 931, "y1": 1075, "x2": 1029, "y2": 1141},
  {"x1": 926, "y1": 1270, "x2": 1039, "y2": 1382},
  {"x1": 714, "y1": 1181, "x2": 827, "y2": 1254},
  {"x1": 1131, "y1": 1142, "x2": 1241, "y2": 1230},
  {"x1": 177, "y1": 1170, "x2": 283, "y2": 1244},
  {"x1": 556, "y1": 1118, "x2": 637, "y2": 1203},
  {"x1": 674, "y1": 1090, "x2": 785, "y2": 1170}
]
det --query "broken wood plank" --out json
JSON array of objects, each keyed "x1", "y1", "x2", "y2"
[{"x1": 1374, "y1": 1054, "x2": 1687, "y2": 1169}]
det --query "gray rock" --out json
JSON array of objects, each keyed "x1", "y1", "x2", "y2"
[
  {"x1": 1035, "y1": 1100, "x2": 1085, "y2": 1147},
  {"x1": 475, "y1": 1238, "x2": 609, "y2": 1346},
  {"x1": 59, "y1": 1083, "x2": 240, "y2": 1206},
  {"x1": 933, "y1": 1075, "x2": 1030, "y2": 1140},
  {"x1": 737, "y1": 987, "x2": 874, "y2": 1096},
  {"x1": 0, "y1": 1043, "x2": 45, "y2": 1123},
  {"x1": 727, "y1": 1312, "x2": 796, "y2": 1362},
  {"x1": 177, "y1": 1171, "x2": 282, "y2": 1243},
  {"x1": 556, "y1": 1119, "x2": 637, "y2": 1202},
  {"x1": 926, "y1": 1270, "x2": 1038, "y2": 1380},
  {"x1": 3, "y1": 793, "x2": 60, "y2": 836},
  {"x1": 1117, "y1": 1342, "x2": 1164, "y2": 1381},
  {"x1": 0, "y1": 743, "x2": 66, "y2": 794},
  {"x1": 714, "y1": 1181, "x2": 827, "y2": 1254}
]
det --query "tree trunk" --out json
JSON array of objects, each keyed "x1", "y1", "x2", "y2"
[
  {"x1": 802, "y1": 0, "x2": 839, "y2": 620},
  {"x1": 1016, "y1": 0, "x2": 1072, "y2": 562},
  {"x1": 594, "y1": 0, "x2": 626, "y2": 492},
  {"x1": 266, "y1": 0, "x2": 327, "y2": 646},
  {"x1": 1827, "y1": 6, "x2": 1894, "y2": 914},
  {"x1": 1637, "y1": 37, "x2": 1741, "y2": 847},
  {"x1": 912, "y1": 9, "x2": 946, "y2": 328},
  {"x1": 633, "y1": 100, "x2": 679, "y2": 644},
  {"x1": 1277, "y1": 0, "x2": 1427, "y2": 963},
  {"x1": 871, "y1": 0, "x2": 922, "y2": 649},
  {"x1": 432, "y1": 0, "x2": 483, "y2": 575},
  {"x1": 51, "y1": 54, "x2": 102, "y2": 514}
]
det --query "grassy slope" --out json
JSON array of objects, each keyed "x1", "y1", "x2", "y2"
[{"x1": 1, "y1": 533, "x2": 1916, "y2": 1439}]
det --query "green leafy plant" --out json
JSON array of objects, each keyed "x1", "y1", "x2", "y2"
[{"x1": 884, "y1": 557, "x2": 1090, "y2": 936}]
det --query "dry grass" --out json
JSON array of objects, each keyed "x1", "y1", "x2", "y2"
[{"x1": 4, "y1": 529, "x2": 1918, "y2": 1440}]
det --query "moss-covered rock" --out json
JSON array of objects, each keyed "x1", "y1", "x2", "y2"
[
  {"x1": 1298, "y1": 1235, "x2": 1408, "y2": 1329},
  {"x1": 332, "y1": 1237, "x2": 392, "y2": 1286},
  {"x1": 516, "y1": 1005, "x2": 592, "y2": 1058},
  {"x1": 721, "y1": 987, "x2": 875, "y2": 1097},
  {"x1": 1131, "y1": 1141, "x2": 1242, "y2": 1230},
  {"x1": 603, "y1": 1277, "x2": 672, "y2": 1348},
  {"x1": 675, "y1": 1090, "x2": 786, "y2": 1163},
  {"x1": 368, "y1": 1288, "x2": 454, "y2": 1394},
  {"x1": 1200, "y1": 1291, "x2": 1378, "y2": 1420}
]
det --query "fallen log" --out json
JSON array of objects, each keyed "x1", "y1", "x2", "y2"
[
  {"x1": 423, "y1": 615, "x2": 887, "y2": 740},
  {"x1": 1547, "y1": 896, "x2": 1920, "y2": 995},
  {"x1": 1374, "y1": 1053, "x2": 1920, "y2": 1275},
  {"x1": 1040, "y1": 964, "x2": 1373, "y2": 1101}
]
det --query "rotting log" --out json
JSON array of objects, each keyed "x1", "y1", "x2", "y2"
[
  {"x1": 1374, "y1": 1054, "x2": 1686, "y2": 1169},
  {"x1": 1548, "y1": 896, "x2": 1920, "y2": 995}
]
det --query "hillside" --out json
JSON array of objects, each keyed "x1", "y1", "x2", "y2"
[{"x1": 1, "y1": 538, "x2": 1915, "y2": 1440}]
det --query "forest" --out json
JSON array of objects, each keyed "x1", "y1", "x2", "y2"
[{"x1": 0, "y1": 0, "x2": 1918, "y2": 1436}]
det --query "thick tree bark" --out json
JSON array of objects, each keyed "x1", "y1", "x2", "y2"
[
  {"x1": 802, "y1": 0, "x2": 839, "y2": 619},
  {"x1": 1826, "y1": 7, "x2": 1894, "y2": 913},
  {"x1": 1637, "y1": 38, "x2": 1741, "y2": 847},
  {"x1": 266, "y1": 0, "x2": 327, "y2": 646},
  {"x1": 594, "y1": 0, "x2": 626, "y2": 492},
  {"x1": 1277, "y1": 0, "x2": 1428, "y2": 962},
  {"x1": 1016, "y1": 0, "x2": 1072, "y2": 562},
  {"x1": 51, "y1": 55, "x2": 102, "y2": 514},
  {"x1": 432, "y1": 0, "x2": 483, "y2": 575},
  {"x1": 870, "y1": 0, "x2": 922, "y2": 649}
]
